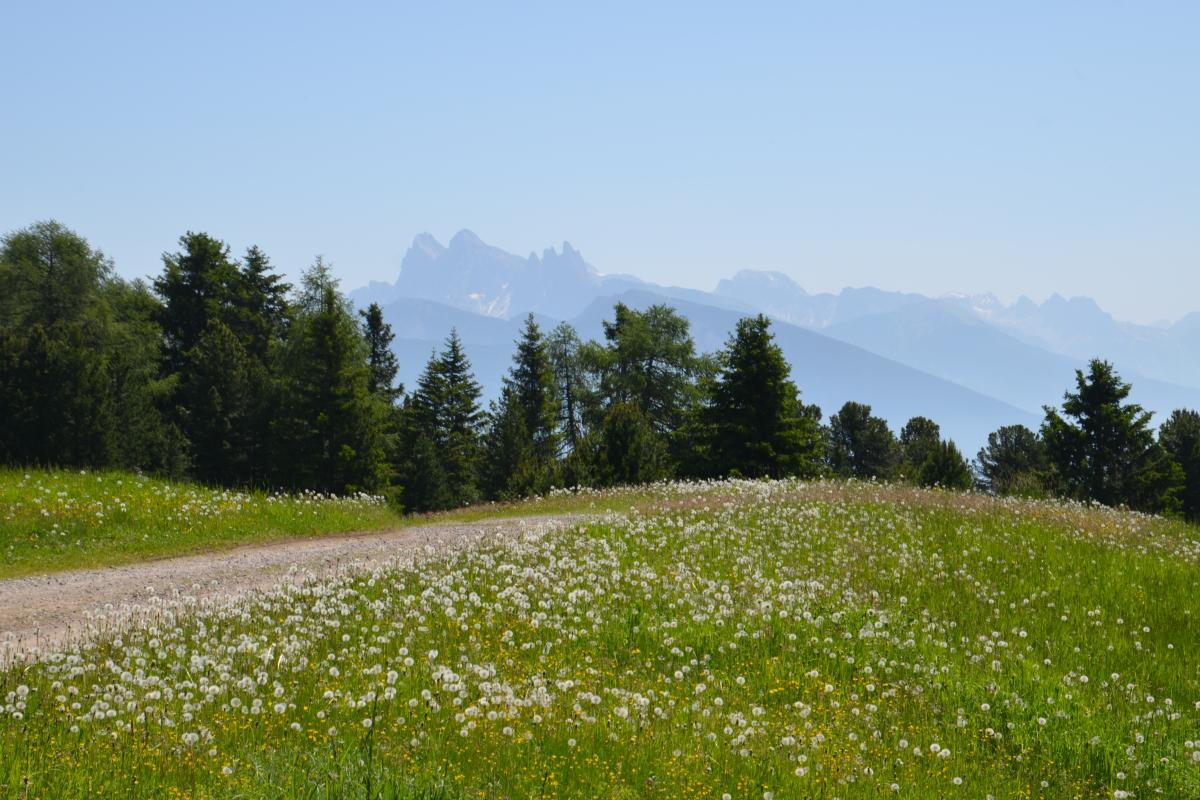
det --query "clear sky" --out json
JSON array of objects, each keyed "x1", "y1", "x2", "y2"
[{"x1": 3, "y1": 1, "x2": 1197, "y2": 324}]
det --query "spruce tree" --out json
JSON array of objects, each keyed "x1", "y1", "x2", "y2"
[
  {"x1": 275, "y1": 260, "x2": 388, "y2": 493},
  {"x1": 101, "y1": 278, "x2": 189, "y2": 476},
  {"x1": 486, "y1": 313, "x2": 560, "y2": 495},
  {"x1": 154, "y1": 232, "x2": 288, "y2": 485},
  {"x1": 504, "y1": 314, "x2": 558, "y2": 465},
  {"x1": 703, "y1": 315, "x2": 822, "y2": 479},
  {"x1": 1160, "y1": 409, "x2": 1200, "y2": 521},
  {"x1": 359, "y1": 302, "x2": 402, "y2": 405},
  {"x1": 403, "y1": 330, "x2": 484, "y2": 509},
  {"x1": 480, "y1": 388, "x2": 536, "y2": 500},
  {"x1": 154, "y1": 232, "x2": 243, "y2": 374},
  {"x1": 178, "y1": 320, "x2": 256, "y2": 484},
  {"x1": 1042, "y1": 360, "x2": 1182, "y2": 511},
  {"x1": 234, "y1": 245, "x2": 291, "y2": 361},
  {"x1": 589, "y1": 401, "x2": 672, "y2": 487},
  {"x1": 397, "y1": 419, "x2": 451, "y2": 513}
]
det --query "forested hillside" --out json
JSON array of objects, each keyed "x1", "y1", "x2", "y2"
[{"x1": 2, "y1": 221, "x2": 1198, "y2": 521}]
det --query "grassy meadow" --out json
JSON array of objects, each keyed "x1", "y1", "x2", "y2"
[
  {"x1": 0, "y1": 469, "x2": 403, "y2": 579},
  {"x1": 0, "y1": 469, "x2": 659, "y2": 580},
  {"x1": 2, "y1": 479, "x2": 1200, "y2": 798}
]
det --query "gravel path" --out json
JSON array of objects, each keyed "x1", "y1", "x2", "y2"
[{"x1": 0, "y1": 514, "x2": 587, "y2": 660}]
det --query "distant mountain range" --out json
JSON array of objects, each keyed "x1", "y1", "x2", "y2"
[{"x1": 350, "y1": 230, "x2": 1200, "y2": 454}]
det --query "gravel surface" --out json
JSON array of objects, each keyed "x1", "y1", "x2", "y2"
[{"x1": 0, "y1": 514, "x2": 588, "y2": 661}]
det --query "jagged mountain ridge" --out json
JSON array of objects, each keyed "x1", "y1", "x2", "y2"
[
  {"x1": 353, "y1": 230, "x2": 1199, "y2": 451},
  {"x1": 351, "y1": 230, "x2": 616, "y2": 320}
]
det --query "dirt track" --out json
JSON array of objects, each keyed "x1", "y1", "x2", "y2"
[{"x1": 0, "y1": 514, "x2": 585, "y2": 660}]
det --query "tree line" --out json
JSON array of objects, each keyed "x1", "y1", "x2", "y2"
[{"x1": 2, "y1": 221, "x2": 1198, "y2": 522}]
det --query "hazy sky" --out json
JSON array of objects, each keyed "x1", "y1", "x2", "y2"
[{"x1": 3, "y1": 2, "x2": 1197, "y2": 324}]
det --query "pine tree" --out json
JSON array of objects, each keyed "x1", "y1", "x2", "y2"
[
  {"x1": 976, "y1": 424, "x2": 1051, "y2": 496},
  {"x1": 918, "y1": 439, "x2": 973, "y2": 490},
  {"x1": 1042, "y1": 360, "x2": 1182, "y2": 511},
  {"x1": 827, "y1": 402, "x2": 898, "y2": 479},
  {"x1": 703, "y1": 315, "x2": 823, "y2": 478},
  {"x1": 899, "y1": 416, "x2": 941, "y2": 482}
]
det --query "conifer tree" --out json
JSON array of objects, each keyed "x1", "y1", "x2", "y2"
[
  {"x1": 360, "y1": 302, "x2": 402, "y2": 405},
  {"x1": 178, "y1": 320, "x2": 256, "y2": 484},
  {"x1": 899, "y1": 416, "x2": 941, "y2": 481},
  {"x1": 0, "y1": 323, "x2": 113, "y2": 466},
  {"x1": 480, "y1": 388, "x2": 536, "y2": 500},
  {"x1": 702, "y1": 315, "x2": 822, "y2": 478},
  {"x1": 1160, "y1": 409, "x2": 1200, "y2": 521},
  {"x1": 402, "y1": 330, "x2": 484, "y2": 509},
  {"x1": 827, "y1": 402, "x2": 898, "y2": 479},
  {"x1": 234, "y1": 245, "x2": 291, "y2": 361},
  {"x1": 976, "y1": 424, "x2": 1051, "y2": 496},
  {"x1": 484, "y1": 314, "x2": 559, "y2": 495},
  {"x1": 591, "y1": 303, "x2": 700, "y2": 437},
  {"x1": 101, "y1": 278, "x2": 189, "y2": 476},
  {"x1": 546, "y1": 322, "x2": 589, "y2": 456},
  {"x1": 588, "y1": 401, "x2": 672, "y2": 487},
  {"x1": 0, "y1": 222, "x2": 118, "y2": 467},
  {"x1": 1043, "y1": 360, "x2": 1182, "y2": 511},
  {"x1": 275, "y1": 259, "x2": 388, "y2": 493},
  {"x1": 918, "y1": 439, "x2": 974, "y2": 489},
  {"x1": 154, "y1": 233, "x2": 243, "y2": 374},
  {"x1": 504, "y1": 314, "x2": 558, "y2": 464},
  {"x1": 397, "y1": 419, "x2": 451, "y2": 513}
]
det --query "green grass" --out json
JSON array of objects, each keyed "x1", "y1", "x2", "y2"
[
  {"x1": 2, "y1": 479, "x2": 1199, "y2": 797},
  {"x1": 0, "y1": 469, "x2": 668, "y2": 579},
  {"x1": 0, "y1": 469, "x2": 406, "y2": 579}
]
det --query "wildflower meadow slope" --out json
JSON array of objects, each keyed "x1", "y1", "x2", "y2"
[{"x1": 2, "y1": 480, "x2": 1199, "y2": 798}]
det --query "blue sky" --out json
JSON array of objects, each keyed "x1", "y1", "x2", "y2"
[{"x1": 2, "y1": 1, "x2": 1197, "y2": 323}]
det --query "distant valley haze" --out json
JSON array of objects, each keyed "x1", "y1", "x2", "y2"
[{"x1": 347, "y1": 229, "x2": 1200, "y2": 454}]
